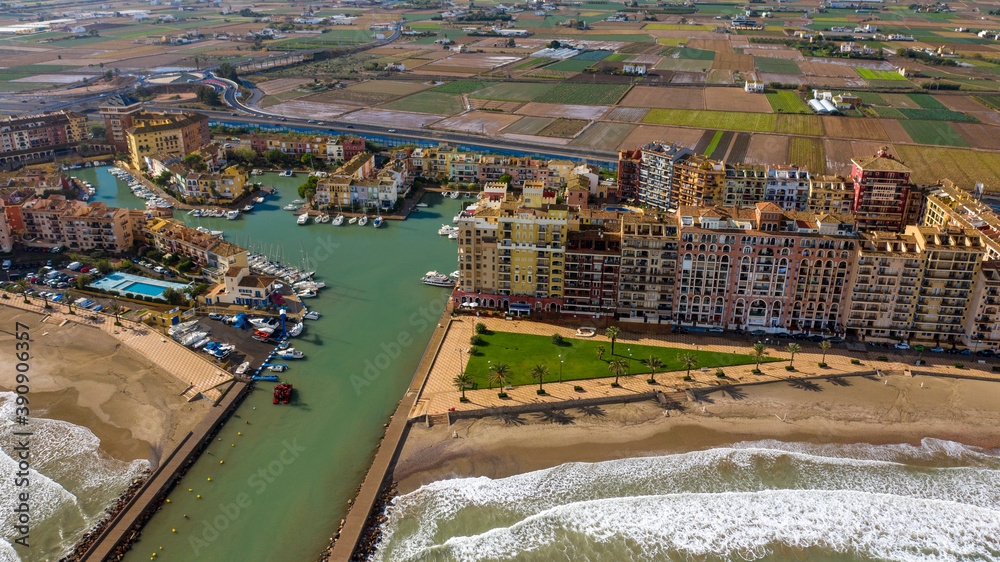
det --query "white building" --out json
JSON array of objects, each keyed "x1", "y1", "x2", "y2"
[{"x1": 744, "y1": 80, "x2": 764, "y2": 93}]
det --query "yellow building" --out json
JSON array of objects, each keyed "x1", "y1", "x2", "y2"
[{"x1": 126, "y1": 111, "x2": 210, "y2": 170}]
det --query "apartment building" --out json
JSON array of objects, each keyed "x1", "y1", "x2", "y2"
[
  {"x1": 764, "y1": 165, "x2": 810, "y2": 211},
  {"x1": 845, "y1": 226, "x2": 987, "y2": 346},
  {"x1": 0, "y1": 110, "x2": 88, "y2": 165},
  {"x1": 673, "y1": 153, "x2": 726, "y2": 207},
  {"x1": 638, "y1": 142, "x2": 690, "y2": 210},
  {"x1": 923, "y1": 179, "x2": 1000, "y2": 261},
  {"x1": 126, "y1": 111, "x2": 210, "y2": 169},
  {"x1": 618, "y1": 212, "x2": 678, "y2": 322},
  {"x1": 21, "y1": 195, "x2": 76, "y2": 246},
  {"x1": 562, "y1": 226, "x2": 621, "y2": 318},
  {"x1": 98, "y1": 93, "x2": 143, "y2": 151},
  {"x1": 721, "y1": 164, "x2": 766, "y2": 208},
  {"x1": 616, "y1": 148, "x2": 642, "y2": 202},
  {"x1": 850, "y1": 148, "x2": 916, "y2": 232},
  {"x1": 181, "y1": 166, "x2": 249, "y2": 201},
  {"x1": 807, "y1": 175, "x2": 853, "y2": 214},
  {"x1": 20, "y1": 196, "x2": 134, "y2": 253},
  {"x1": 143, "y1": 217, "x2": 245, "y2": 273}
]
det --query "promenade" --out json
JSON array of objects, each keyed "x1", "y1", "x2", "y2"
[
  {"x1": 2, "y1": 297, "x2": 232, "y2": 402},
  {"x1": 410, "y1": 315, "x2": 1000, "y2": 419}
]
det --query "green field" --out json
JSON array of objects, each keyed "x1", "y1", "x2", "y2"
[
  {"x1": 873, "y1": 106, "x2": 906, "y2": 119},
  {"x1": 775, "y1": 114, "x2": 824, "y2": 136},
  {"x1": 2, "y1": 64, "x2": 78, "y2": 73},
  {"x1": 644, "y1": 109, "x2": 777, "y2": 132},
  {"x1": 703, "y1": 130, "x2": 724, "y2": 156},
  {"x1": 381, "y1": 92, "x2": 464, "y2": 114},
  {"x1": 906, "y1": 93, "x2": 948, "y2": 109},
  {"x1": 545, "y1": 58, "x2": 601, "y2": 72},
  {"x1": 755, "y1": 57, "x2": 802, "y2": 74},
  {"x1": 896, "y1": 108, "x2": 977, "y2": 122},
  {"x1": 856, "y1": 67, "x2": 907, "y2": 81},
  {"x1": 899, "y1": 120, "x2": 969, "y2": 147},
  {"x1": 788, "y1": 137, "x2": 826, "y2": 174},
  {"x1": 605, "y1": 53, "x2": 631, "y2": 62},
  {"x1": 534, "y1": 83, "x2": 631, "y2": 105},
  {"x1": 974, "y1": 95, "x2": 1000, "y2": 110},
  {"x1": 675, "y1": 47, "x2": 716, "y2": 60},
  {"x1": 842, "y1": 91, "x2": 887, "y2": 105},
  {"x1": 766, "y1": 91, "x2": 811, "y2": 114},
  {"x1": 270, "y1": 30, "x2": 376, "y2": 49},
  {"x1": 464, "y1": 331, "x2": 774, "y2": 388},
  {"x1": 470, "y1": 82, "x2": 557, "y2": 102},
  {"x1": 431, "y1": 80, "x2": 491, "y2": 94}
]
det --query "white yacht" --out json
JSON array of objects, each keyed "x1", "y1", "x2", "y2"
[
  {"x1": 358, "y1": 215, "x2": 368, "y2": 227},
  {"x1": 303, "y1": 311, "x2": 322, "y2": 320},
  {"x1": 450, "y1": 191, "x2": 460, "y2": 199},
  {"x1": 438, "y1": 224, "x2": 458, "y2": 236},
  {"x1": 297, "y1": 214, "x2": 310, "y2": 225},
  {"x1": 287, "y1": 322, "x2": 304, "y2": 337},
  {"x1": 421, "y1": 271, "x2": 455, "y2": 288},
  {"x1": 283, "y1": 204, "x2": 300, "y2": 211},
  {"x1": 332, "y1": 214, "x2": 344, "y2": 226},
  {"x1": 317, "y1": 214, "x2": 330, "y2": 223},
  {"x1": 448, "y1": 230, "x2": 459, "y2": 240},
  {"x1": 298, "y1": 288, "x2": 318, "y2": 298},
  {"x1": 291, "y1": 199, "x2": 305, "y2": 205},
  {"x1": 226, "y1": 210, "x2": 239, "y2": 220}
]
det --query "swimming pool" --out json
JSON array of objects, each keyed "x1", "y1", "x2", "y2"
[{"x1": 89, "y1": 272, "x2": 191, "y2": 299}]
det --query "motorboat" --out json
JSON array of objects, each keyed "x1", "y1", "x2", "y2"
[
  {"x1": 251, "y1": 169, "x2": 262, "y2": 176},
  {"x1": 235, "y1": 361, "x2": 251, "y2": 375},
  {"x1": 226, "y1": 210, "x2": 239, "y2": 220},
  {"x1": 292, "y1": 199, "x2": 305, "y2": 204},
  {"x1": 275, "y1": 348, "x2": 305, "y2": 359},
  {"x1": 415, "y1": 202, "x2": 428, "y2": 207},
  {"x1": 243, "y1": 204, "x2": 254, "y2": 212},
  {"x1": 279, "y1": 170, "x2": 294, "y2": 177},
  {"x1": 332, "y1": 214, "x2": 344, "y2": 226},
  {"x1": 450, "y1": 191, "x2": 460, "y2": 199},
  {"x1": 298, "y1": 288, "x2": 317, "y2": 298},
  {"x1": 450, "y1": 270, "x2": 461, "y2": 280},
  {"x1": 421, "y1": 271, "x2": 455, "y2": 288},
  {"x1": 438, "y1": 224, "x2": 458, "y2": 236},
  {"x1": 453, "y1": 214, "x2": 462, "y2": 223},
  {"x1": 283, "y1": 204, "x2": 300, "y2": 211},
  {"x1": 266, "y1": 364, "x2": 288, "y2": 373},
  {"x1": 294, "y1": 279, "x2": 325, "y2": 289},
  {"x1": 348, "y1": 216, "x2": 358, "y2": 224},
  {"x1": 287, "y1": 322, "x2": 303, "y2": 337},
  {"x1": 317, "y1": 213, "x2": 330, "y2": 223},
  {"x1": 358, "y1": 215, "x2": 368, "y2": 226},
  {"x1": 303, "y1": 311, "x2": 322, "y2": 320},
  {"x1": 448, "y1": 230, "x2": 459, "y2": 240},
  {"x1": 373, "y1": 216, "x2": 384, "y2": 228},
  {"x1": 442, "y1": 191, "x2": 451, "y2": 198},
  {"x1": 297, "y1": 214, "x2": 310, "y2": 225}
]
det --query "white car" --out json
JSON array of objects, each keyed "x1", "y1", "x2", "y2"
[
  {"x1": 894, "y1": 343, "x2": 910, "y2": 350},
  {"x1": 708, "y1": 327, "x2": 724, "y2": 333}
]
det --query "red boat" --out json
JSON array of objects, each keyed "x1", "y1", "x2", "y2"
[{"x1": 273, "y1": 383, "x2": 293, "y2": 404}]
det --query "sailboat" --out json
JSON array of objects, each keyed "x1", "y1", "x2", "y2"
[
  {"x1": 332, "y1": 213, "x2": 344, "y2": 226},
  {"x1": 358, "y1": 214, "x2": 368, "y2": 227},
  {"x1": 348, "y1": 216, "x2": 358, "y2": 224},
  {"x1": 373, "y1": 215, "x2": 383, "y2": 228}
]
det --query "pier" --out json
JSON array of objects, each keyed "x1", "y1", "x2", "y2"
[{"x1": 81, "y1": 381, "x2": 250, "y2": 561}]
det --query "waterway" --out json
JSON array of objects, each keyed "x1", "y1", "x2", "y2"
[{"x1": 68, "y1": 166, "x2": 465, "y2": 561}]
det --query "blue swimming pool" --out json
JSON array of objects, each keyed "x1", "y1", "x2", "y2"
[{"x1": 89, "y1": 272, "x2": 191, "y2": 299}]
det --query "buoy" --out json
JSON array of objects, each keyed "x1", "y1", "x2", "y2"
[
  {"x1": 188, "y1": 488, "x2": 192, "y2": 492},
  {"x1": 160, "y1": 547, "x2": 163, "y2": 550},
  {"x1": 232, "y1": 443, "x2": 235, "y2": 447},
  {"x1": 183, "y1": 515, "x2": 188, "y2": 519},
  {"x1": 246, "y1": 420, "x2": 249, "y2": 424},
  {"x1": 166, "y1": 499, "x2": 171, "y2": 503},
  {"x1": 207, "y1": 478, "x2": 211, "y2": 481},
  {"x1": 220, "y1": 460, "x2": 224, "y2": 464},
  {"x1": 238, "y1": 432, "x2": 242, "y2": 435},
  {"x1": 172, "y1": 529, "x2": 176, "y2": 533},
  {"x1": 197, "y1": 495, "x2": 201, "y2": 499}
]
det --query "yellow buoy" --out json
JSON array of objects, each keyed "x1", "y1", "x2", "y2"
[
  {"x1": 207, "y1": 477, "x2": 211, "y2": 481},
  {"x1": 172, "y1": 529, "x2": 176, "y2": 533},
  {"x1": 188, "y1": 488, "x2": 192, "y2": 492},
  {"x1": 196, "y1": 495, "x2": 201, "y2": 499},
  {"x1": 166, "y1": 499, "x2": 171, "y2": 503},
  {"x1": 160, "y1": 547, "x2": 163, "y2": 550},
  {"x1": 220, "y1": 460, "x2": 224, "y2": 464},
  {"x1": 231, "y1": 443, "x2": 235, "y2": 447},
  {"x1": 238, "y1": 432, "x2": 242, "y2": 436}
]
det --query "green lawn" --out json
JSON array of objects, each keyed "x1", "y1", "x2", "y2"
[{"x1": 464, "y1": 331, "x2": 777, "y2": 388}]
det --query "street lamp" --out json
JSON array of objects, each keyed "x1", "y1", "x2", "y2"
[
  {"x1": 558, "y1": 354, "x2": 562, "y2": 383},
  {"x1": 628, "y1": 348, "x2": 632, "y2": 376},
  {"x1": 975, "y1": 340, "x2": 982, "y2": 354}
]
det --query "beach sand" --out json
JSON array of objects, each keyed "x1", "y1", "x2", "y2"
[
  {"x1": 395, "y1": 373, "x2": 1000, "y2": 493},
  {"x1": 0, "y1": 305, "x2": 208, "y2": 464}
]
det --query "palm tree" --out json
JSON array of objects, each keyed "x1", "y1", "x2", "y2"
[
  {"x1": 608, "y1": 358, "x2": 628, "y2": 386},
  {"x1": 642, "y1": 355, "x2": 663, "y2": 383},
  {"x1": 489, "y1": 362, "x2": 510, "y2": 390},
  {"x1": 677, "y1": 352, "x2": 698, "y2": 380},
  {"x1": 453, "y1": 372, "x2": 472, "y2": 400},
  {"x1": 605, "y1": 326, "x2": 620, "y2": 355},
  {"x1": 530, "y1": 364, "x2": 549, "y2": 393},
  {"x1": 819, "y1": 340, "x2": 832, "y2": 364},
  {"x1": 595, "y1": 345, "x2": 606, "y2": 361},
  {"x1": 109, "y1": 303, "x2": 122, "y2": 326},
  {"x1": 786, "y1": 343, "x2": 801, "y2": 368},
  {"x1": 751, "y1": 343, "x2": 768, "y2": 371}
]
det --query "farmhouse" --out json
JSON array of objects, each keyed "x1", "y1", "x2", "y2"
[{"x1": 744, "y1": 81, "x2": 765, "y2": 93}]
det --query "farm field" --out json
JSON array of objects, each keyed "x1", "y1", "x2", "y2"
[
  {"x1": 953, "y1": 123, "x2": 1000, "y2": 150},
  {"x1": 517, "y1": 102, "x2": 611, "y2": 120},
  {"x1": 743, "y1": 135, "x2": 790, "y2": 166},
  {"x1": 619, "y1": 86, "x2": 705, "y2": 109},
  {"x1": 431, "y1": 111, "x2": 523, "y2": 135},
  {"x1": 894, "y1": 145, "x2": 1000, "y2": 188},
  {"x1": 821, "y1": 117, "x2": 890, "y2": 141},
  {"x1": 766, "y1": 91, "x2": 811, "y2": 114},
  {"x1": 533, "y1": 83, "x2": 632, "y2": 105},
  {"x1": 570, "y1": 122, "x2": 636, "y2": 150},
  {"x1": 899, "y1": 120, "x2": 969, "y2": 147},
  {"x1": 381, "y1": 91, "x2": 464, "y2": 115},
  {"x1": 538, "y1": 118, "x2": 591, "y2": 138},
  {"x1": 775, "y1": 114, "x2": 824, "y2": 136},
  {"x1": 605, "y1": 106, "x2": 650, "y2": 122},
  {"x1": 618, "y1": 125, "x2": 706, "y2": 151},
  {"x1": 754, "y1": 57, "x2": 802, "y2": 74},
  {"x1": 787, "y1": 137, "x2": 826, "y2": 174},
  {"x1": 502, "y1": 116, "x2": 557, "y2": 136},
  {"x1": 643, "y1": 109, "x2": 777, "y2": 133},
  {"x1": 705, "y1": 87, "x2": 772, "y2": 112},
  {"x1": 470, "y1": 82, "x2": 556, "y2": 101},
  {"x1": 431, "y1": 80, "x2": 492, "y2": 94}
]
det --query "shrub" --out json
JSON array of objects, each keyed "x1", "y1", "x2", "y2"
[
  {"x1": 551, "y1": 333, "x2": 564, "y2": 345},
  {"x1": 715, "y1": 369, "x2": 725, "y2": 378},
  {"x1": 497, "y1": 392, "x2": 508, "y2": 399},
  {"x1": 785, "y1": 365, "x2": 794, "y2": 371},
  {"x1": 850, "y1": 359, "x2": 861, "y2": 365},
  {"x1": 647, "y1": 378, "x2": 656, "y2": 384},
  {"x1": 752, "y1": 369, "x2": 761, "y2": 374},
  {"x1": 459, "y1": 396, "x2": 469, "y2": 403},
  {"x1": 877, "y1": 356, "x2": 888, "y2": 361},
  {"x1": 536, "y1": 389, "x2": 546, "y2": 395},
  {"x1": 818, "y1": 362, "x2": 827, "y2": 368},
  {"x1": 610, "y1": 382, "x2": 620, "y2": 387},
  {"x1": 993, "y1": 366, "x2": 1000, "y2": 372},
  {"x1": 470, "y1": 334, "x2": 484, "y2": 346},
  {"x1": 682, "y1": 375, "x2": 692, "y2": 381},
  {"x1": 468, "y1": 346, "x2": 479, "y2": 356},
  {"x1": 574, "y1": 385, "x2": 584, "y2": 391},
  {"x1": 475, "y1": 322, "x2": 488, "y2": 334},
  {"x1": 954, "y1": 363, "x2": 964, "y2": 368}
]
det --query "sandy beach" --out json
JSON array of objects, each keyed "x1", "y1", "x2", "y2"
[
  {"x1": 0, "y1": 304, "x2": 208, "y2": 464},
  {"x1": 395, "y1": 373, "x2": 1000, "y2": 493}
]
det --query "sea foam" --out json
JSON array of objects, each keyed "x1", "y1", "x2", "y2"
[{"x1": 374, "y1": 439, "x2": 1000, "y2": 562}]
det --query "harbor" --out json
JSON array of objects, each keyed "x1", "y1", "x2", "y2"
[{"x1": 64, "y1": 165, "x2": 467, "y2": 561}]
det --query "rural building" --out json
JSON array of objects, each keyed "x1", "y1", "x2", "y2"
[{"x1": 744, "y1": 80, "x2": 764, "y2": 93}]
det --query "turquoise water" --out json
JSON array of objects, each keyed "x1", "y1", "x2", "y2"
[
  {"x1": 89, "y1": 272, "x2": 191, "y2": 298},
  {"x1": 63, "y1": 167, "x2": 464, "y2": 561}
]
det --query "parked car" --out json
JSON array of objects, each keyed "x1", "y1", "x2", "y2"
[
  {"x1": 750, "y1": 329, "x2": 766, "y2": 336},
  {"x1": 774, "y1": 332, "x2": 791, "y2": 338},
  {"x1": 80, "y1": 266, "x2": 92, "y2": 273},
  {"x1": 708, "y1": 327, "x2": 724, "y2": 333},
  {"x1": 809, "y1": 335, "x2": 825, "y2": 342},
  {"x1": 958, "y1": 348, "x2": 971, "y2": 355},
  {"x1": 977, "y1": 349, "x2": 995, "y2": 357},
  {"x1": 208, "y1": 313, "x2": 224, "y2": 320},
  {"x1": 929, "y1": 346, "x2": 944, "y2": 353},
  {"x1": 894, "y1": 343, "x2": 910, "y2": 350},
  {"x1": 826, "y1": 337, "x2": 843, "y2": 344}
]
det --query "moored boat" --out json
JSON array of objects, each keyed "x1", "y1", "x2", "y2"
[
  {"x1": 373, "y1": 216, "x2": 383, "y2": 228},
  {"x1": 421, "y1": 270, "x2": 455, "y2": 288}
]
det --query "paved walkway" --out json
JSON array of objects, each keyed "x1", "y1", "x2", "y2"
[
  {"x1": 3, "y1": 298, "x2": 232, "y2": 402},
  {"x1": 411, "y1": 316, "x2": 1000, "y2": 418}
]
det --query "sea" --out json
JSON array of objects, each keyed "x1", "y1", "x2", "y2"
[
  {"x1": 373, "y1": 438, "x2": 1000, "y2": 562},
  {"x1": 2, "y1": 166, "x2": 465, "y2": 561}
]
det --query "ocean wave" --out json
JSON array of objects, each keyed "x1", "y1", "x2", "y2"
[
  {"x1": 374, "y1": 439, "x2": 1000, "y2": 561},
  {"x1": 408, "y1": 490, "x2": 1000, "y2": 562},
  {"x1": 0, "y1": 392, "x2": 148, "y2": 560}
]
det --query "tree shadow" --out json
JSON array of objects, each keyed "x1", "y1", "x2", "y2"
[
  {"x1": 787, "y1": 378, "x2": 823, "y2": 392},
  {"x1": 577, "y1": 405, "x2": 606, "y2": 418},
  {"x1": 534, "y1": 408, "x2": 575, "y2": 425},
  {"x1": 720, "y1": 386, "x2": 748, "y2": 400},
  {"x1": 825, "y1": 376, "x2": 851, "y2": 387},
  {"x1": 491, "y1": 411, "x2": 525, "y2": 426},
  {"x1": 664, "y1": 401, "x2": 686, "y2": 414},
  {"x1": 691, "y1": 390, "x2": 715, "y2": 404},
  {"x1": 859, "y1": 374, "x2": 879, "y2": 381}
]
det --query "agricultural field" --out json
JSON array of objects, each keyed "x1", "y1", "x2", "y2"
[
  {"x1": 533, "y1": 83, "x2": 631, "y2": 105},
  {"x1": 620, "y1": 86, "x2": 705, "y2": 110},
  {"x1": 705, "y1": 87, "x2": 771, "y2": 113},
  {"x1": 470, "y1": 82, "x2": 556, "y2": 102},
  {"x1": 570, "y1": 122, "x2": 636, "y2": 150},
  {"x1": 755, "y1": 57, "x2": 802, "y2": 74},
  {"x1": 821, "y1": 117, "x2": 890, "y2": 141},
  {"x1": 538, "y1": 118, "x2": 591, "y2": 138},
  {"x1": 855, "y1": 68, "x2": 907, "y2": 81},
  {"x1": 766, "y1": 91, "x2": 811, "y2": 114},
  {"x1": 775, "y1": 114, "x2": 824, "y2": 136},
  {"x1": 899, "y1": 120, "x2": 969, "y2": 147},
  {"x1": 502, "y1": 116, "x2": 556, "y2": 136},
  {"x1": 431, "y1": 81, "x2": 492, "y2": 94},
  {"x1": 787, "y1": 137, "x2": 826, "y2": 174},
  {"x1": 381, "y1": 92, "x2": 465, "y2": 115},
  {"x1": 432, "y1": 111, "x2": 523, "y2": 135},
  {"x1": 643, "y1": 109, "x2": 777, "y2": 133},
  {"x1": 895, "y1": 145, "x2": 1000, "y2": 188}
]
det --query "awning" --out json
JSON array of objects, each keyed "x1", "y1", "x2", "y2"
[{"x1": 509, "y1": 302, "x2": 531, "y2": 312}]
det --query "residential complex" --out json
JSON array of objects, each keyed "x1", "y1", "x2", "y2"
[
  {"x1": 0, "y1": 110, "x2": 88, "y2": 165},
  {"x1": 99, "y1": 93, "x2": 144, "y2": 152},
  {"x1": 20, "y1": 195, "x2": 134, "y2": 253},
  {"x1": 126, "y1": 110, "x2": 210, "y2": 170}
]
